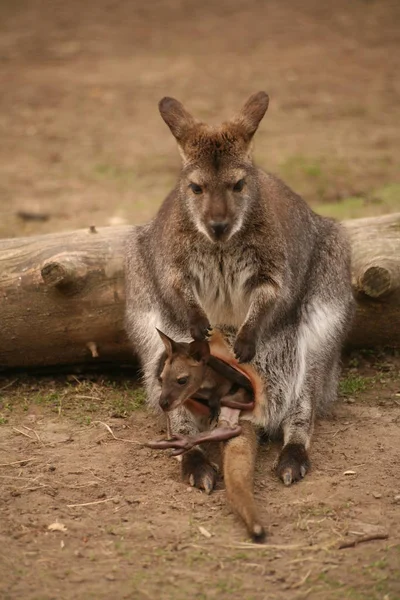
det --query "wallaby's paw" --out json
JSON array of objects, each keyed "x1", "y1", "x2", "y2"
[
  {"x1": 276, "y1": 443, "x2": 310, "y2": 486},
  {"x1": 182, "y1": 449, "x2": 218, "y2": 494},
  {"x1": 189, "y1": 312, "x2": 211, "y2": 341},
  {"x1": 234, "y1": 332, "x2": 256, "y2": 363}
]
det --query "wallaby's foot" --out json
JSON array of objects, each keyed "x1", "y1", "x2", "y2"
[
  {"x1": 182, "y1": 448, "x2": 218, "y2": 494},
  {"x1": 276, "y1": 443, "x2": 311, "y2": 486},
  {"x1": 233, "y1": 330, "x2": 256, "y2": 363},
  {"x1": 188, "y1": 310, "x2": 211, "y2": 341}
]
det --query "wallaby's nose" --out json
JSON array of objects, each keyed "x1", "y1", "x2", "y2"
[{"x1": 210, "y1": 221, "x2": 229, "y2": 239}]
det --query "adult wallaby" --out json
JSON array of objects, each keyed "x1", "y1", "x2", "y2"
[
  {"x1": 125, "y1": 92, "x2": 354, "y2": 492},
  {"x1": 146, "y1": 330, "x2": 265, "y2": 542}
]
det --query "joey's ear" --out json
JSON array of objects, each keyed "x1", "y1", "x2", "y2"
[
  {"x1": 188, "y1": 340, "x2": 210, "y2": 363},
  {"x1": 234, "y1": 91, "x2": 269, "y2": 142},
  {"x1": 158, "y1": 97, "x2": 197, "y2": 142},
  {"x1": 156, "y1": 328, "x2": 182, "y2": 357}
]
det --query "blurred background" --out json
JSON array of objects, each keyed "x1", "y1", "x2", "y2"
[{"x1": 1, "y1": 0, "x2": 399, "y2": 239}]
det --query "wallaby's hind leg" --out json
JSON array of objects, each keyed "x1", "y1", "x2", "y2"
[
  {"x1": 275, "y1": 391, "x2": 314, "y2": 486},
  {"x1": 168, "y1": 408, "x2": 218, "y2": 494},
  {"x1": 223, "y1": 421, "x2": 265, "y2": 542}
]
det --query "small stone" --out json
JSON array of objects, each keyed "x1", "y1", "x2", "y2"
[
  {"x1": 372, "y1": 492, "x2": 382, "y2": 499},
  {"x1": 347, "y1": 398, "x2": 356, "y2": 404},
  {"x1": 393, "y1": 495, "x2": 400, "y2": 504},
  {"x1": 105, "y1": 574, "x2": 115, "y2": 581}
]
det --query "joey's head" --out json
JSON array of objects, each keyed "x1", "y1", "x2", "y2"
[
  {"x1": 159, "y1": 92, "x2": 269, "y2": 243},
  {"x1": 156, "y1": 329, "x2": 210, "y2": 412}
]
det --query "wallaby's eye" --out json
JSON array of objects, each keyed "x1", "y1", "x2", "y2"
[
  {"x1": 177, "y1": 376, "x2": 189, "y2": 385},
  {"x1": 233, "y1": 179, "x2": 245, "y2": 192},
  {"x1": 189, "y1": 183, "x2": 203, "y2": 195}
]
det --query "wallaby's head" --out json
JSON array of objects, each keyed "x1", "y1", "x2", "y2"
[
  {"x1": 159, "y1": 92, "x2": 269, "y2": 243},
  {"x1": 156, "y1": 329, "x2": 210, "y2": 412}
]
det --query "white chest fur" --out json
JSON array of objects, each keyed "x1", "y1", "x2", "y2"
[{"x1": 190, "y1": 252, "x2": 253, "y2": 328}]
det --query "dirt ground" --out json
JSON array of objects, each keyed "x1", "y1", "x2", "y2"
[
  {"x1": 1, "y1": 0, "x2": 400, "y2": 598},
  {"x1": 0, "y1": 353, "x2": 399, "y2": 600}
]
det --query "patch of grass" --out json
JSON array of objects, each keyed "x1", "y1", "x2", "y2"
[
  {"x1": 339, "y1": 374, "x2": 371, "y2": 397},
  {"x1": 0, "y1": 376, "x2": 146, "y2": 423},
  {"x1": 314, "y1": 182, "x2": 400, "y2": 219}
]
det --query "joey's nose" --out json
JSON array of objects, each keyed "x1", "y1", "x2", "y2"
[
  {"x1": 210, "y1": 221, "x2": 229, "y2": 239},
  {"x1": 159, "y1": 395, "x2": 171, "y2": 411}
]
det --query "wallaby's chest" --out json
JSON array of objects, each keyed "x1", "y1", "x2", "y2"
[{"x1": 190, "y1": 252, "x2": 254, "y2": 327}]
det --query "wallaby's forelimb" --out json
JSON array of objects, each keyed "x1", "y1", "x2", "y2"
[
  {"x1": 223, "y1": 421, "x2": 265, "y2": 543},
  {"x1": 234, "y1": 281, "x2": 281, "y2": 362},
  {"x1": 170, "y1": 270, "x2": 211, "y2": 340}
]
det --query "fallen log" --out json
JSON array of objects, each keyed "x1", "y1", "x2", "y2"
[{"x1": 0, "y1": 214, "x2": 399, "y2": 369}]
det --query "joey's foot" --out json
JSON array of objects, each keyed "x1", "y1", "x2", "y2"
[
  {"x1": 188, "y1": 311, "x2": 211, "y2": 341},
  {"x1": 276, "y1": 443, "x2": 311, "y2": 486},
  {"x1": 234, "y1": 331, "x2": 256, "y2": 363},
  {"x1": 182, "y1": 448, "x2": 218, "y2": 495}
]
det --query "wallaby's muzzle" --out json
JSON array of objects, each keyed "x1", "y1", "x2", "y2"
[{"x1": 209, "y1": 220, "x2": 230, "y2": 241}]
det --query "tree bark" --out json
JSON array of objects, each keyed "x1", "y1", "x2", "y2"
[
  {"x1": 0, "y1": 214, "x2": 399, "y2": 369},
  {"x1": 345, "y1": 213, "x2": 400, "y2": 347}
]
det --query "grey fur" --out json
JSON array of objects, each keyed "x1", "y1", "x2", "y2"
[{"x1": 124, "y1": 93, "x2": 354, "y2": 462}]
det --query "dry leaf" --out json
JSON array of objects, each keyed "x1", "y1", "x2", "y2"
[
  {"x1": 48, "y1": 522, "x2": 67, "y2": 532},
  {"x1": 198, "y1": 526, "x2": 212, "y2": 539},
  {"x1": 343, "y1": 470, "x2": 356, "y2": 475}
]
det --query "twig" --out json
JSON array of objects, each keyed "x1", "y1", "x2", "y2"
[
  {"x1": 67, "y1": 497, "x2": 118, "y2": 508},
  {"x1": 292, "y1": 569, "x2": 312, "y2": 589},
  {"x1": 93, "y1": 421, "x2": 142, "y2": 445},
  {"x1": 22, "y1": 425, "x2": 43, "y2": 445},
  {"x1": 13, "y1": 427, "x2": 35, "y2": 440},
  {"x1": 0, "y1": 458, "x2": 37, "y2": 467},
  {"x1": 0, "y1": 379, "x2": 18, "y2": 391},
  {"x1": 338, "y1": 533, "x2": 389, "y2": 549}
]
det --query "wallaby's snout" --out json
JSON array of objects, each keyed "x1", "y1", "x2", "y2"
[{"x1": 210, "y1": 220, "x2": 229, "y2": 241}]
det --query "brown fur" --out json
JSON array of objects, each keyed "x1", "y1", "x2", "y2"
[{"x1": 153, "y1": 329, "x2": 266, "y2": 541}]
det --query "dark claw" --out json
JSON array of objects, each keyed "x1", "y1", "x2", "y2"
[
  {"x1": 182, "y1": 449, "x2": 218, "y2": 494},
  {"x1": 190, "y1": 317, "x2": 212, "y2": 341},
  {"x1": 276, "y1": 443, "x2": 311, "y2": 486},
  {"x1": 234, "y1": 334, "x2": 256, "y2": 364}
]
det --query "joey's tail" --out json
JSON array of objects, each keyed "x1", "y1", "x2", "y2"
[{"x1": 223, "y1": 421, "x2": 265, "y2": 542}]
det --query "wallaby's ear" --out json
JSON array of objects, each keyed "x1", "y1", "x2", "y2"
[
  {"x1": 159, "y1": 97, "x2": 197, "y2": 142},
  {"x1": 156, "y1": 328, "x2": 181, "y2": 357},
  {"x1": 188, "y1": 340, "x2": 210, "y2": 363},
  {"x1": 234, "y1": 91, "x2": 269, "y2": 141}
]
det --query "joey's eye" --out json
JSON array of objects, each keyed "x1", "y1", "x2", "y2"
[
  {"x1": 233, "y1": 179, "x2": 245, "y2": 192},
  {"x1": 177, "y1": 376, "x2": 189, "y2": 385},
  {"x1": 189, "y1": 183, "x2": 203, "y2": 195}
]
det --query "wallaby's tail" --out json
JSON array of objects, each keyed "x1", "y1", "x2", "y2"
[{"x1": 223, "y1": 421, "x2": 265, "y2": 543}]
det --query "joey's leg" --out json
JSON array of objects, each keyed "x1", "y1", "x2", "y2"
[
  {"x1": 276, "y1": 393, "x2": 314, "y2": 486},
  {"x1": 220, "y1": 388, "x2": 255, "y2": 411},
  {"x1": 146, "y1": 426, "x2": 242, "y2": 454}
]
